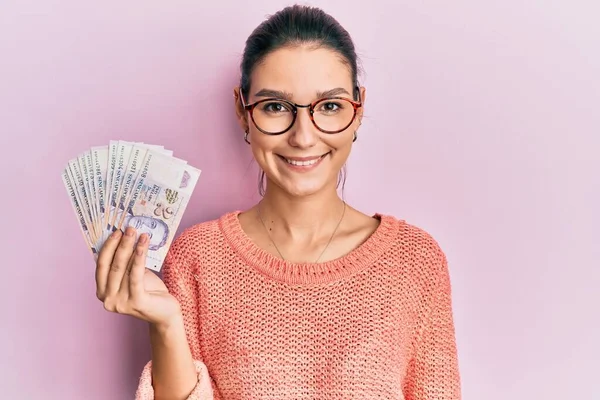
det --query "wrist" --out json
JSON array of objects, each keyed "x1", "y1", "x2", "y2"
[{"x1": 150, "y1": 313, "x2": 184, "y2": 338}]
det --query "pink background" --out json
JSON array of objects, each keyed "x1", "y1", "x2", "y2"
[{"x1": 1, "y1": 1, "x2": 598, "y2": 399}]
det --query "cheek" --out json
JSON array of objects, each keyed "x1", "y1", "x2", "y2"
[
  {"x1": 250, "y1": 134, "x2": 282, "y2": 161},
  {"x1": 327, "y1": 135, "x2": 353, "y2": 155},
  {"x1": 331, "y1": 148, "x2": 351, "y2": 170}
]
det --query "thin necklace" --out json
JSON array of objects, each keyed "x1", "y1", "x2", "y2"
[{"x1": 256, "y1": 201, "x2": 347, "y2": 263}]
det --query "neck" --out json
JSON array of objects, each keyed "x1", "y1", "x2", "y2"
[{"x1": 258, "y1": 182, "x2": 346, "y2": 243}]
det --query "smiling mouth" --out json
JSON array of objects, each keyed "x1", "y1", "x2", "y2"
[{"x1": 277, "y1": 152, "x2": 330, "y2": 166}]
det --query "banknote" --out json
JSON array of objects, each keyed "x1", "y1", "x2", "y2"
[
  {"x1": 111, "y1": 151, "x2": 200, "y2": 271},
  {"x1": 90, "y1": 146, "x2": 108, "y2": 246},
  {"x1": 102, "y1": 141, "x2": 119, "y2": 243},
  {"x1": 67, "y1": 158, "x2": 98, "y2": 245},
  {"x1": 110, "y1": 145, "x2": 147, "y2": 232},
  {"x1": 80, "y1": 152, "x2": 101, "y2": 241},
  {"x1": 106, "y1": 141, "x2": 134, "y2": 238},
  {"x1": 61, "y1": 169, "x2": 97, "y2": 255},
  {"x1": 61, "y1": 141, "x2": 200, "y2": 271}
]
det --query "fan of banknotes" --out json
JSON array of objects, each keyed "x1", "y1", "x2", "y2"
[{"x1": 61, "y1": 141, "x2": 201, "y2": 272}]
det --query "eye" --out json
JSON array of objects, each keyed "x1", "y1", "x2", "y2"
[
  {"x1": 260, "y1": 101, "x2": 292, "y2": 114},
  {"x1": 317, "y1": 101, "x2": 343, "y2": 114},
  {"x1": 151, "y1": 220, "x2": 157, "y2": 229}
]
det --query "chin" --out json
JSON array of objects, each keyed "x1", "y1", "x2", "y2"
[{"x1": 277, "y1": 177, "x2": 333, "y2": 197}]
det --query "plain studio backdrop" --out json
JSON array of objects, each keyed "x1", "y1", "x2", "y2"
[{"x1": 1, "y1": 1, "x2": 598, "y2": 399}]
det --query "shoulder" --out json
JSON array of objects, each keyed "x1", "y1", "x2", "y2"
[
  {"x1": 380, "y1": 215, "x2": 456, "y2": 322},
  {"x1": 398, "y1": 218, "x2": 447, "y2": 263},
  {"x1": 384, "y1": 214, "x2": 449, "y2": 284}
]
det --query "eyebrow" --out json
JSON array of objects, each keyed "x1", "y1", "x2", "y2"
[{"x1": 253, "y1": 87, "x2": 351, "y2": 101}]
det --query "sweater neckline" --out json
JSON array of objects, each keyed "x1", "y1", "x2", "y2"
[{"x1": 218, "y1": 210, "x2": 400, "y2": 285}]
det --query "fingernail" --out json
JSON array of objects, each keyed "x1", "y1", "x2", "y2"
[
  {"x1": 111, "y1": 230, "x2": 121, "y2": 239},
  {"x1": 139, "y1": 234, "x2": 148, "y2": 244},
  {"x1": 126, "y1": 227, "x2": 135, "y2": 236}
]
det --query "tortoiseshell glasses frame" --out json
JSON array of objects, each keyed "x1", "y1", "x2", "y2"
[{"x1": 240, "y1": 87, "x2": 363, "y2": 135}]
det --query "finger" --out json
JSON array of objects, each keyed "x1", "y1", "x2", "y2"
[
  {"x1": 95, "y1": 229, "x2": 122, "y2": 300},
  {"x1": 105, "y1": 227, "x2": 137, "y2": 296},
  {"x1": 118, "y1": 250, "x2": 135, "y2": 296},
  {"x1": 128, "y1": 233, "x2": 149, "y2": 296},
  {"x1": 119, "y1": 233, "x2": 145, "y2": 294}
]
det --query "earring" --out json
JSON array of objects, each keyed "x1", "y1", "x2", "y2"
[
  {"x1": 353, "y1": 131, "x2": 358, "y2": 142},
  {"x1": 244, "y1": 129, "x2": 250, "y2": 144}
]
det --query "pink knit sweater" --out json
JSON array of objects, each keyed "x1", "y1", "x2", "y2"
[{"x1": 135, "y1": 211, "x2": 461, "y2": 399}]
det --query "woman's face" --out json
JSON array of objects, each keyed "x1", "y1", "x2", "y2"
[{"x1": 235, "y1": 46, "x2": 366, "y2": 198}]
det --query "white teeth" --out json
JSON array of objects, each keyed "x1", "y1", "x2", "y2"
[{"x1": 285, "y1": 156, "x2": 322, "y2": 166}]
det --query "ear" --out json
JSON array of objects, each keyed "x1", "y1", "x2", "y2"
[
  {"x1": 357, "y1": 86, "x2": 366, "y2": 124},
  {"x1": 233, "y1": 87, "x2": 249, "y2": 133}
]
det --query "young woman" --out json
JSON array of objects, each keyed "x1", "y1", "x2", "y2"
[{"x1": 95, "y1": 5, "x2": 461, "y2": 399}]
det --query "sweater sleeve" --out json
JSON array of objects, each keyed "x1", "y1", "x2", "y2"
[
  {"x1": 403, "y1": 253, "x2": 462, "y2": 400},
  {"x1": 135, "y1": 360, "x2": 213, "y2": 400},
  {"x1": 135, "y1": 230, "x2": 215, "y2": 400}
]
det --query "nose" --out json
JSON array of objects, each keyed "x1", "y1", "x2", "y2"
[{"x1": 288, "y1": 106, "x2": 318, "y2": 149}]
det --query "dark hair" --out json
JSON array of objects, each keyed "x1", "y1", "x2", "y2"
[{"x1": 240, "y1": 4, "x2": 361, "y2": 196}]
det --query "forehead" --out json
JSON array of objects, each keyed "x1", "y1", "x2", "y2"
[{"x1": 250, "y1": 46, "x2": 353, "y2": 100}]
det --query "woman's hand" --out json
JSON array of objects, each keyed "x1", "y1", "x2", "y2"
[{"x1": 95, "y1": 227, "x2": 182, "y2": 328}]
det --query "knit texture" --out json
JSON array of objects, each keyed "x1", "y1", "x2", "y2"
[{"x1": 135, "y1": 211, "x2": 461, "y2": 399}]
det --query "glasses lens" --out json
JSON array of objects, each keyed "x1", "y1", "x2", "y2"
[
  {"x1": 252, "y1": 100, "x2": 295, "y2": 134},
  {"x1": 252, "y1": 98, "x2": 356, "y2": 134},
  {"x1": 313, "y1": 98, "x2": 356, "y2": 133}
]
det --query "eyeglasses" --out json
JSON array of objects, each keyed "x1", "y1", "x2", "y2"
[{"x1": 240, "y1": 88, "x2": 362, "y2": 135}]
